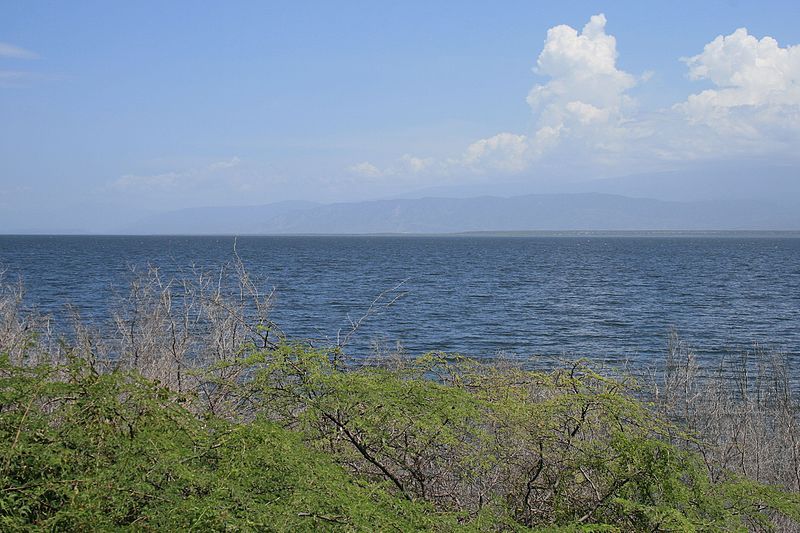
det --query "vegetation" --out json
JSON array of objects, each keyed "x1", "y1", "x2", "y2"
[
  {"x1": 2, "y1": 264, "x2": 800, "y2": 531},
  {"x1": 0, "y1": 354, "x2": 458, "y2": 531}
]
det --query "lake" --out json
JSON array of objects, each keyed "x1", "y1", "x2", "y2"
[{"x1": 1, "y1": 234, "x2": 799, "y2": 369}]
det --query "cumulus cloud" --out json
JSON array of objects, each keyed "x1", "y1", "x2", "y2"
[
  {"x1": 684, "y1": 29, "x2": 800, "y2": 108},
  {"x1": 354, "y1": 14, "x2": 642, "y2": 178},
  {"x1": 470, "y1": 13, "x2": 643, "y2": 170},
  {"x1": 528, "y1": 14, "x2": 636, "y2": 122},
  {"x1": 676, "y1": 28, "x2": 800, "y2": 148},
  {"x1": 442, "y1": 14, "x2": 641, "y2": 174},
  {"x1": 350, "y1": 16, "x2": 800, "y2": 181}
]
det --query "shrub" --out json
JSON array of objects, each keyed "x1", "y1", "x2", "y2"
[
  {"x1": 234, "y1": 346, "x2": 800, "y2": 530},
  {"x1": 0, "y1": 354, "x2": 463, "y2": 531}
]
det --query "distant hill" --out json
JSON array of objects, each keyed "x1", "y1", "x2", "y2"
[
  {"x1": 573, "y1": 163, "x2": 800, "y2": 206},
  {"x1": 120, "y1": 193, "x2": 800, "y2": 234},
  {"x1": 395, "y1": 161, "x2": 800, "y2": 206}
]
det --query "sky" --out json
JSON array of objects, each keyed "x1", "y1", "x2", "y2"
[{"x1": 2, "y1": 1, "x2": 800, "y2": 231}]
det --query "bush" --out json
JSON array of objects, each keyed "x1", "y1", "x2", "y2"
[
  {"x1": 225, "y1": 346, "x2": 800, "y2": 530},
  {"x1": 0, "y1": 354, "x2": 464, "y2": 531}
]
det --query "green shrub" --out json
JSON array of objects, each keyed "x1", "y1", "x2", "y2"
[
  {"x1": 0, "y1": 354, "x2": 462, "y2": 531},
  {"x1": 240, "y1": 346, "x2": 800, "y2": 530},
  {"x1": 3, "y1": 345, "x2": 800, "y2": 531}
]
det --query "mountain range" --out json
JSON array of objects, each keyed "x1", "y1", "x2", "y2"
[
  {"x1": 115, "y1": 163, "x2": 800, "y2": 234},
  {"x1": 4, "y1": 163, "x2": 797, "y2": 234},
  {"x1": 122, "y1": 192, "x2": 800, "y2": 235}
]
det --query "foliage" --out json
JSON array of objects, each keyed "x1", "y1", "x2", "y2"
[
  {"x1": 0, "y1": 353, "x2": 461, "y2": 531},
  {"x1": 238, "y1": 346, "x2": 800, "y2": 530},
  {"x1": 2, "y1": 340, "x2": 800, "y2": 531}
]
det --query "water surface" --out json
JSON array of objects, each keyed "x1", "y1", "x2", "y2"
[{"x1": 1, "y1": 235, "x2": 798, "y2": 368}]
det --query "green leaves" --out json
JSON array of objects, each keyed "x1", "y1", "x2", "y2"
[
  {"x1": 0, "y1": 355, "x2": 454, "y2": 530},
  {"x1": 236, "y1": 347, "x2": 800, "y2": 530},
  {"x1": 2, "y1": 347, "x2": 800, "y2": 531}
]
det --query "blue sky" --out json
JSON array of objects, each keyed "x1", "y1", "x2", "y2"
[{"x1": 2, "y1": 1, "x2": 800, "y2": 230}]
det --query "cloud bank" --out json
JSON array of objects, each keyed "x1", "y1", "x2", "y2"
[{"x1": 351, "y1": 15, "x2": 800, "y2": 181}]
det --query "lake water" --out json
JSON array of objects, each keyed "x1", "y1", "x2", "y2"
[{"x1": 1, "y1": 235, "x2": 799, "y2": 368}]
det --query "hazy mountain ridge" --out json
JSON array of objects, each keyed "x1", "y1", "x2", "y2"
[
  {"x1": 395, "y1": 162, "x2": 800, "y2": 204},
  {"x1": 5, "y1": 164, "x2": 797, "y2": 234},
  {"x1": 122, "y1": 192, "x2": 800, "y2": 234}
]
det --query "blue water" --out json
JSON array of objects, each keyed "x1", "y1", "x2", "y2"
[{"x1": 1, "y1": 235, "x2": 799, "y2": 367}]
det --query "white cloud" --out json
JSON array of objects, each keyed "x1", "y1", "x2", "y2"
[
  {"x1": 358, "y1": 14, "x2": 642, "y2": 177},
  {"x1": 528, "y1": 14, "x2": 636, "y2": 120},
  {"x1": 0, "y1": 42, "x2": 38, "y2": 59},
  {"x1": 462, "y1": 133, "x2": 531, "y2": 172},
  {"x1": 348, "y1": 161, "x2": 383, "y2": 178},
  {"x1": 451, "y1": 13, "x2": 641, "y2": 174},
  {"x1": 676, "y1": 28, "x2": 800, "y2": 146},
  {"x1": 660, "y1": 28, "x2": 800, "y2": 164},
  {"x1": 399, "y1": 154, "x2": 433, "y2": 174},
  {"x1": 346, "y1": 154, "x2": 435, "y2": 181},
  {"x1": 351, "y1": 16, "x2": 800, "y2": 182},
  {"x1": 110, "y1": 157, "x2": 247, "y2": 192},
  {"x1": 526, "y1": 13, "x2": 642, "y2": 164},
  {"x1": 684, "y1": 29, "x2": 800, "y2": 107}
]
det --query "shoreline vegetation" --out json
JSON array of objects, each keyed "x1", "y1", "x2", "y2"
[{"x1": 2, "y1": 260, "x2": 800, "y2": 530}]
